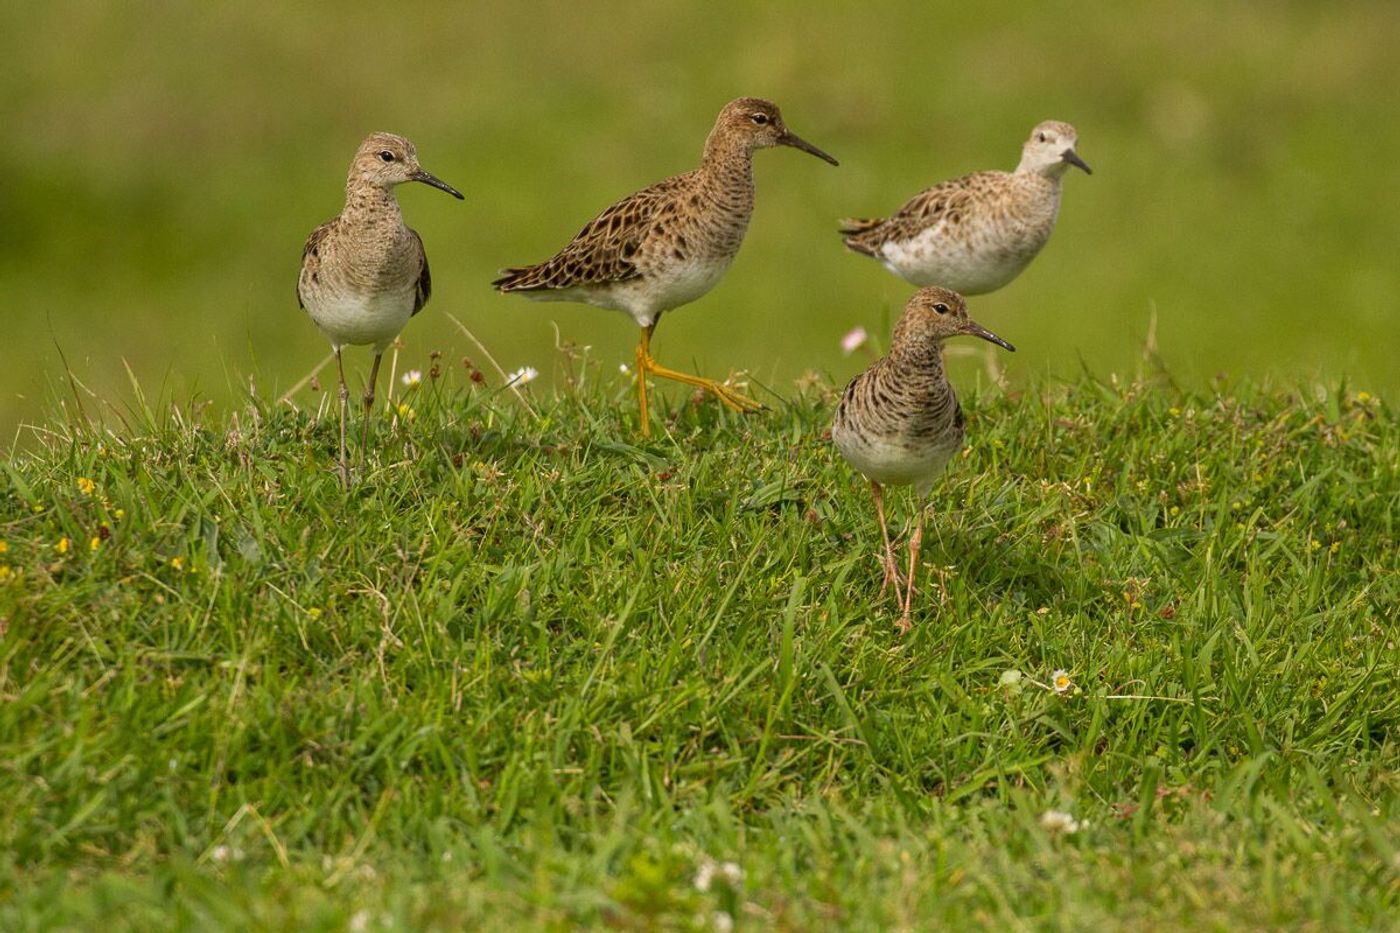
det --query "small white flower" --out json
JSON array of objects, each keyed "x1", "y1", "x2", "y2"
[
  {"x1": 998, "y1": 669, "x2": 1024, "y2": 696},
  {"x1": 693, "y1": 860, "x2": 716, "y2": 892},
  {"x1": 210, "y1": 845, "x2": 231, "y2": 863},
  {"x1": 506, "y1": 366, "x2": 539, "y2": 386},
  {"x1": 840, "y1": 326, "x2": 869, "y2": 355},
  {"x1": 1040, "y1": 809, "x2": 1083, "y2": 834},
  {"x1": 695, "y1": 857, "x2": 741, "y2": 893},
  {"x1": 401, "y1": 369, "x2": 423, "y2": 387},
  {"x1": 619, "y1": 363, "x2": 631, "y2": 375},
  {"x1": 1051, "y1": 669, "x2": 1074, "y2": 695}
]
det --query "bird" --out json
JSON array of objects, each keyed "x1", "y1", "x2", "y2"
[
  {"x1": 493, "y1": 97, "x2": 838, "y2": 437},
  {"x1": 838, "y1": 121, "x2": 1090, "y2": 294},
  {"x1": 831, "y1": 286, "x2": 1015, "y2": 633},
  {"x1": 297, "y1": 132, "x2": 463, "y2": 485}
]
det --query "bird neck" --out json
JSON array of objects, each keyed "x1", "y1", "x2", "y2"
[
  {"x1": 696, "y1": 133, "x2": 756, "y2": 219},
  {"x1": 887, "y1": 333, "x2": 948, "y2": 381},
  {"x1": 342, "y1": 179, "x2": 405, "y2": 231},
  {"x1": 700, "y1": 128, "x2": 756, "y2": 179}
]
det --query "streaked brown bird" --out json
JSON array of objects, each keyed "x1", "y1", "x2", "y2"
[
  {"x1": 297, "y1": 132, "x2": 463, "y2": 484},
  {"x1": 839, "y1": 121, "x2": 1090, "y2": 294},
  {"x1": 831, "y1": 287, "x2": 1015, "y2": 633},
  {"x1": 494, "y1": 97, "x2": 838, "y2": 437}
]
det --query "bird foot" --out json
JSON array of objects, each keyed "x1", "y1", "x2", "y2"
[
  {"x1": 639, "y1": 356, "x2": 764, "y2": 413},
  {"x1": 876, "y1": 557, "x2": 903, "y2": 600}
]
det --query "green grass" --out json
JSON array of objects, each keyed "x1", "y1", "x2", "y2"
[{"x1": 2, "y1": 361, "x2": 1397, "y2": 928}]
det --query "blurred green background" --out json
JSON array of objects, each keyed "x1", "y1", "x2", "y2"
[{"x1": 3, "y1": 1, "x2": 1397, "y2": 440}]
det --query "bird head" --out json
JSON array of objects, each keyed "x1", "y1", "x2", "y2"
[
  {"x1": 349, "y1": 132, "x2": 464, "y2": 198},
  {"x1": 1018, "y1": 120, "x2": 1091, "y2": 177},
  {"x1": 708, "y1": 98, "x2": 839, "y2": 165},
  {"x1": 893, "y1": 286, "x2": 1016, "y2": 352}
]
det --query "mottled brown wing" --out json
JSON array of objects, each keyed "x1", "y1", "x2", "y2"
[
  {"x1": 840, "y1": 172, "x2": 995, "y2": 254},
  {"x1": 493, "y1": 175, "x2": 688, "y2": 292},
  {"x1": 296, "y1": 221, "x2": 335, "y2": 310},
  {"x1": 410, "y1": 228, "x2": 431, "y2": 315}
]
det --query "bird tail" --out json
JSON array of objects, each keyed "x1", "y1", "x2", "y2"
[
  {"x1": 837, "y1": 217, "x2": 885, "y2": 257},
  {"x1": 837, "y1": 216, "x2": 883, "y2": 235},
  {"x1": 492, "y1": 264, "x2": 552, "y2": 292}
]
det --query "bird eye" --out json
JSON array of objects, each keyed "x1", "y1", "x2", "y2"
[
  {"x1": 379, "y1": 150, "x2": 396, "y2": 162},
  {"x1": 933, "y1": 303, "x2": 949, "y2": 315},
  {"x1": 750, "y1": 113, "x2": 770, "y2": 125},
  {"x1": 1035, "y1": 133, "x2": 1047, "y2": 143}
]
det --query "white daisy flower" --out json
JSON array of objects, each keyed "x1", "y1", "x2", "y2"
[
  {"x1": 401, "y1": 369, "x2": 423, "y2": 387},
  {"x1": 506, "y1": 366, "x2": 539, "y2": 386},
  {"x1": 1040, "y1": 809, "x2": 1083, "y2": 834}
]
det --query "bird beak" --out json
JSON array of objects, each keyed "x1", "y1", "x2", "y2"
[
  {"x1": 411, "y1": 169, "x2": 466, "y2": 199},
  {"x1": 962, "y1": 320, "x2": 1016, "y2": 352},
  {"x1": 1061, "y1": 149, "x2": 1092, "y2": 175},
  {"x1": 778, "y1": 130, "x2": 839, "y2": 166}
]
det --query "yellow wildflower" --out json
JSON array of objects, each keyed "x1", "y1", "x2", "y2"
[
  {"x1": 307, "y1": 607, "x2": 323, "y2": 621},
  {"x1": 89, "y1": 537, "x2": 101, "y2": 552},
  {"x1": 56, "y1": 536, "x2": 70, "y2": 555},
  {"x1": 76, "y1": 477, "x2": 96, "y2": 495},
  {"x1": 170, "y1": 556, "x2": 184, "y2": 570}
]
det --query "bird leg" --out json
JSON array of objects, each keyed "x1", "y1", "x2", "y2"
[
  {"x1": 635, "y1": 331, "x2": 653, "y2": 438},
  {"x1": 334, "y1": 348, "x2": 350, "y2": 489},
  {"x1": 898, "y1": 504, "x2": 927, "y2": 635},
  {"x1": 870, "y1": 479, "x2": 902, "y2": 599},
  {"x1": 360, "y1": 351, "x2": 383, "y2": 454},
  {"x1": 634, "y1": 323, "x2": 763, "y2": 436}
]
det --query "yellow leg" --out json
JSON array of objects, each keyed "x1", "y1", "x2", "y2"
[
  {"x1": 633, "y1": 322, "x2": 763, "y2": 436},
  {"x1": 636, "y1": 330, "x2": 652, "y2": 438}
]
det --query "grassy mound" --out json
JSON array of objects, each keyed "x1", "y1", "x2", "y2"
[{"x1": 1, "y1": 371, "x2": 1396, "y2": 928}]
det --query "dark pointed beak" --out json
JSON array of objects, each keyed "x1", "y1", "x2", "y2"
[
  {"x1": 779, "y1": 130, "x2": 839, "y2": 166},
  {"x1": 411, "y1": 169, "x2": 465, "y2": 199},
  {"x1": 963, "y1": 320, "x2": 1015, "y2": 352},
  {"x1": 1061, "y1": 149, "x2": 1092, "y2": 175}
]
